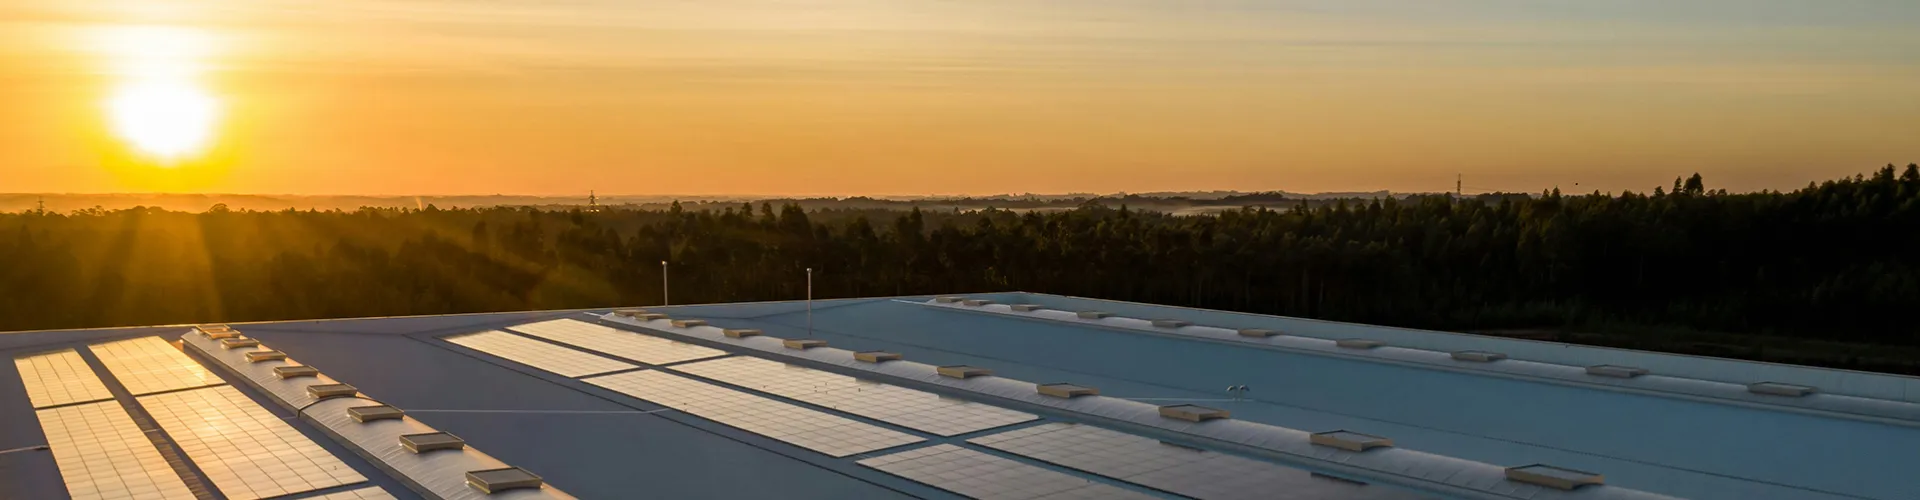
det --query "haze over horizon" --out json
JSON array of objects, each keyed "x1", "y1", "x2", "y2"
[{"x1": 3, "y1": 1, "x2": 1917, "y2": 196}]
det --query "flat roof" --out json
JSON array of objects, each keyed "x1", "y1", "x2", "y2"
[{"x1": 6, "y1": 292, "x2": 1909, "y2": 499}]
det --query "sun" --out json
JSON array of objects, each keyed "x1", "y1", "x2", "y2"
[
  {"x1": 91, "y1": 25, "x2": 222, "y2": 163},
  {"x1": 109, "y1": 79, "x2": 219, "y2": 161}
]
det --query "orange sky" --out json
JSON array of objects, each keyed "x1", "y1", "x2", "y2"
[{"x1": 3, "y1": 1, "x2": 1917, "y2": 196}]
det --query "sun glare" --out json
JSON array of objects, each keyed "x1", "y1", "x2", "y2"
[
  {"x1": 94, "y1": 26, "x2": 221, "y2": 163},
  {"x1": 110, "y1": 80, "x2": 218, "y2": 160}
]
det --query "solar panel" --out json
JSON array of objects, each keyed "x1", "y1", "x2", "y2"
[
  {"x1": 33, "y1": 400, "x2": 195, "y2": 500},
  {"x1": 584, "y1": 370, "x2": 924, "y2": 457},
  {"x1": 505, "y1": 318, "x2": 728, "y2": 365},
  {"x1": 857, "y1": 444, "x2": 1157, "y2": 500},
  {"x1": 674, "y1": 356, "x2": 1036, "y2": 436},
  {"x1": 971, "y1": 423, "x2": 1425, "y2": 500},
  {"x1": 442, "y1": 330, "x2": 636, "y2": 377},
  {"x1": 90, "y1": 337, "x2": 225, "y2": 396},
  {"x1": 306, "y1": 485, "x2": 398, "y2": 500},
  {"x1": 138, "y1": 386, "x2": 367, "y2": 499},
  {"x1": 14, "y1": 349, "x2": 115, "y2": 408}
]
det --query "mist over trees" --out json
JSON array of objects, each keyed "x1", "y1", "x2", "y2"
[{"x1": 3, "y1": 165, "x2": 1917, "y2": 371}]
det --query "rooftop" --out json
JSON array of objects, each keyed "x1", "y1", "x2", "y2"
[{"x1": 4, "y1": 292, "x2": 1915, "y2": 500}]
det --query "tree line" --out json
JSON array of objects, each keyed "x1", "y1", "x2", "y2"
[{"x1": 3, "y1": 166, "x2": 1916, "y2": 370}]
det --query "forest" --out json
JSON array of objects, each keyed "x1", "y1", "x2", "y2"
[{"x1": 3, "y1": 165, "x2": 1917, "y2": 372}]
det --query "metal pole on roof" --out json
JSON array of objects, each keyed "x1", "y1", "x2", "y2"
[
  {"x1": 661, "y1": 260, "x2": 669, "y2": 306},
  {"x1": 806, "y1": 267, "x2": 813, "y2": 338}
]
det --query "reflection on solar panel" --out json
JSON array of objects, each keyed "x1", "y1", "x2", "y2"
[
  {"x1": 443, "y1": 330, "x2": 636, "y2": 377},
  {"x1": 14, "y1": 349, "x2": 115, "y2": 408},
  {"x1": 971, "y1": 423, "x2": 1425, "y2": 500},
  {"x1": 90, "y1": 337, "x2": 224, "y2": 395},
  {"x1": 674, "y1": 356, "x2": 1036, "y2": 436},
  {"x1": 506, "y1": 318, "x2": 727, "y2": 365},
  {"x1": 34, "y1": 400, "x2": 195, "y2": 500},
  {"x1": 858, "y1": 444, "x2": 1156, "y2": 500},
  {"x1": 138, "y1": 386, "x2": 366, "y2": 499},
  {"x1": 307, "y1": 485, "x2": 398, "y2": 500},
  {"x1": 584, "y1": 370, "x2": 924, "y2": 457}
]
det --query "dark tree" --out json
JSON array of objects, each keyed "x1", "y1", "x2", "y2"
[{"x1": 2, "y1": 167, "x2": 1917, "y2": 372}]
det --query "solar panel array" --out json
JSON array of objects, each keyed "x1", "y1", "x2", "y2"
[
  {"x1": 14, "y1": 349, "x2": 115, "y2": 408},
  {"x1": 139, "y1": 386, "x2": 367, "y2": 499},
  {"x1": 90, "y1": 337, "x2": 225, "y2": 395},
  {"x1": 972, "y1": 423, "x2": 1423, "y2": 500},
  {"x1": 584, "y1": 370, "x2": 924, "y2": 457},
  {"x1": 674, "y1": 356, "x2": 1036, "y2": 436},
  {"x1": 506, "y1": 318, "x2": 727, "y2": 365},
  {"x1": 443, "y1": 330, "x2": 636, "y2": 377},
  {"x1": 857, "y1": 444, "x2": 1157, "y2": 500},
  {"x1": 33, "y1": 400, "x2": 196, "y2": 500}
]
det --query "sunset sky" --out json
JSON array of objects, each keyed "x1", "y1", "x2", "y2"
[{"x1": 2, "y1": 1, "x2": 1917, "y2": 196}]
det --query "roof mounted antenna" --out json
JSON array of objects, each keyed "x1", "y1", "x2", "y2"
[
  {"x1": 661, "y1": 260, "x2": 669, "y2": 306},
  {"x1": 805, "y1": 267, "x2": 813, "y2": 338}
]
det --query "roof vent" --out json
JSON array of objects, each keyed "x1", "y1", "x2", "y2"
[
  {"x1": 1150, "y1": 319, "x2": 1192, "y2": 328},
  {"x1": 348, "y1": 405, "x2": 405, "y2": 423},
  {"x1": 1310, "y1": 431, "x2": 1393, "y2": 452},
  {"x1": 1335, "y1": 339, "x2": 1383, "y2": 350},
  {"x1": 244, "y1": 351, "x2": 287, "y2": 363},
  {"x1": 1237, "y1": 328, "x2": 1281, "y2": 338},
  {"x1": 1586, "y1": 365, "x2": 1648, "y2": 378},
  {"x1": 306, "y1": 383, "x2": 358, "y2": 399},
  {"x1": 1505, "y1": 464, "x2": 1604, "y2": 490},
  {"x1": 854, "y1": 351, "x2": 901, "y2": 363},
  {"x1": 960, "y1": 299, "x2": 994, "y2": 307},
  {"x1": 933, "y1": 296, "x2": 965, "y2": 304},
  {"x1": 1009, "y1": 304, "x2": 1045, "y2": 312},
  {"x1": 937, "y1": 365, "x2": 992, "y2": 379},
  {"x1": 196, "y1": 324, "x2": 232, "y2": 334},
  {"x1": 202, "y1": 330, "x2": 243, "y2": 340},
  {"x1": 1451, "y1": 350, "x2": 1508, "y2": 362},
  {"x1": 635, "y1": 313, "x2": 668, "y2": 321},
  {"x1": 782, "y1": 339, "x2": 828, "y2": 350},
  {"x1": 219, "y1": 337, "x2": 261, "y2": 349},
  {"x1": 723, "y1": 329, "x2": 762, "y2": 338},
  {"x1": 612, "y1": 309, "x2": 646, "y2": 317},
  {"x1": 1158, "y1": 404, "x2": 1229, "y2": 422},
  {"x1": 466, "y1": 467, "x2": 544, "y2": 494},
  {"x1": 274, "y1": 366, "x2": 320, "y2": 379},
  {"x1": 1036, "y1": 383, "x2": 1098, "y2": 398},
  {"x1": 399, "y1": 432, "x2": 466, "y2": 453},
  {"x1": 1077, "y1": 311, "x2": 1113, "y2": 319},
  {"x1": 670, "y1": 319, "x2": 707, "y2": 328},
  {"x1": 1749, "y1": 381, "x2": 1817, "y2": 397}
]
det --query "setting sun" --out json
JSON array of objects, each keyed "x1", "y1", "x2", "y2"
[
  {"x1": 89, "y1": 25, "x2": 221, "y2": 163},
  {"x1": 108, "y1": 79, "x2": 218, "y2": 161}
]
